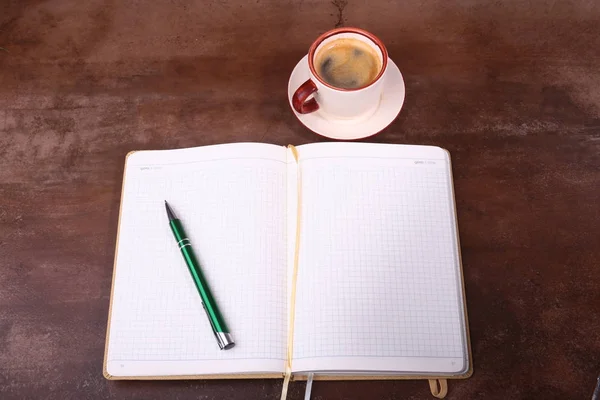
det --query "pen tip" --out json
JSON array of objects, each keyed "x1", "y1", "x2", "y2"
[{"x1": 164, "y1": 200, "x2": 177, "y2": 221}]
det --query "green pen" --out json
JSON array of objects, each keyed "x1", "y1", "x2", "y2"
[{"x1": 164, "y1": 201, "x2": 235, "y2": 350}]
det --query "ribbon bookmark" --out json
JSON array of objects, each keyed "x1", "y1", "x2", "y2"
[
  {"x1": 428, "y1": 379, "x2": 448, "y2": 399},
  {"x1": 281, "y1": 145, "x2": 302, "y2": 400},
  {"x1": 304, "y1": 373, "x2": 315, "y2": 400}
]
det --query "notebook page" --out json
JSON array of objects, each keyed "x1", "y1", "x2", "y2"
[
  {"x1": 106, "y1": 143, "x2": 288, "y2": 377},
  {"x1": 291, "y1": 143, "x2": 468, "y2": 375}
]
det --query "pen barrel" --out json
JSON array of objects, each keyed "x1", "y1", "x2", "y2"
[{"x1": 169, "y1": 220, "x2": 230, "y2": 335}]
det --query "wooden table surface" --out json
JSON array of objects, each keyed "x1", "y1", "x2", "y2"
[{"x1": 1, "y1": 1, "x2": 599, "y2": 399}]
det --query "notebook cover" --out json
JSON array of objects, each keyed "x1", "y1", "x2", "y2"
[{"x1": 103, "y1": 147, "x2": 473, "y2": 382}]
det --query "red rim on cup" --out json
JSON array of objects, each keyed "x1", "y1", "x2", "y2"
[{"x1": 308, "y1": 27, "x2": 389, "y2": 92}]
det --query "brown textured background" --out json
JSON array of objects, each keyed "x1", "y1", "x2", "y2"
[{"x1": 1, "y1": 0, "x2": 599, "y2": 399}]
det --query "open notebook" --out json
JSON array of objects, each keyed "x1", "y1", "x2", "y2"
[{"x1": 104, "y1": 142, "x2": 472, "y2": 397}]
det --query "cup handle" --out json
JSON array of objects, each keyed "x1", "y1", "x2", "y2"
[{"x1": 292, "y1": 79, "x2": 319, "y2": 114}]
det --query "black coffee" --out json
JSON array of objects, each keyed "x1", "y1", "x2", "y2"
[{"x1": 314, "y1": 37, "x2": 381, "y2": 89}]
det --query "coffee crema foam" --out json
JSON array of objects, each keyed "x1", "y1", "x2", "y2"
[{"x1": 314, "y1": 37, "x2": 382, "y2": 90}]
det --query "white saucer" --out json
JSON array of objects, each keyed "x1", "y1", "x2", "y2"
[{"x1": 287, "y1": 55, "x2": 405, "y2": 140}]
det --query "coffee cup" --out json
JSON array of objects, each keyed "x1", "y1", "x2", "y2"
[{"x1": 292, "y1": 27, "x2": 388, "y2": 121}]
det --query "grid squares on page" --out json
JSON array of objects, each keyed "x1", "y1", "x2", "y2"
[
  {"x1": 293, "y1": 159, "x2": 464, "y2": 360},
  {"x1": 108, "y1": 158, "x2": 287, "y2": 362}
]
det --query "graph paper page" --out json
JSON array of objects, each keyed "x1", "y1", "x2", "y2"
[
  {"x1": 291, "y1": 143, "x2": 468, "y2": 375},
  {"x1": 106, "y1": 143, "x2": 288, "y2": 377}
]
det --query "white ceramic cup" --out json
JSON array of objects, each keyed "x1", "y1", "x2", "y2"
[{"x1": 292, "y1": 27, "x2": 389, "y2": 121}]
